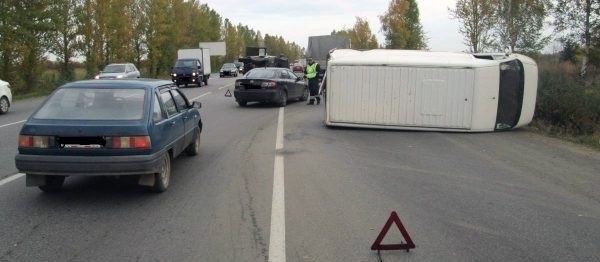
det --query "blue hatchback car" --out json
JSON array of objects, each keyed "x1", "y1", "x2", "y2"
[{"x1": 15, "y1": 79, "x2": 202, "y2": 193}]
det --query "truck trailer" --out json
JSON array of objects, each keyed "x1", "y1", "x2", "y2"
[{"x1": 324, "y1": 49, "x2": 538, "y2": 132}]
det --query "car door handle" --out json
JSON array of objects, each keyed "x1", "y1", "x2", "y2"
[
  {"x1": 183, "y1": 116, "x2": 188, "y2": 120},
  {"x1": 170, "y1": 121, "x2": 176, "y2": 126}
]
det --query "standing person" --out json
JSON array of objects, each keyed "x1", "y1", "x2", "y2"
[{"x1": 304, "y1": 58, "x2": 321, "y2": 105}]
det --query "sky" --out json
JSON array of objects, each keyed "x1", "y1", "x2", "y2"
[{"x1": 202, "y1": 0, "x2": 466, "y2": 52}]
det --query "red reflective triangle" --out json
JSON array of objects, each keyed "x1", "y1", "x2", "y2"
[{"x1": 371, "y1": 211, "x2": 416, "y2": 251}]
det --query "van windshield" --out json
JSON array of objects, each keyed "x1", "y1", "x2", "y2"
[
  {"x1": 175, "y1": 60, "x2": 199, "y2": 68},
  {"x1": 34, "y1": 88, "x2": 146, "y2": 120}
]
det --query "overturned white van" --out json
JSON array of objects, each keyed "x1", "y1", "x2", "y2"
[{"x1": 324, "y1": 49, "x2": 538, "y2": 132}]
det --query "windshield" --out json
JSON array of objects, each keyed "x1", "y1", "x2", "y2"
[
  {"x1": 102, "y1": 64, "x2": 125, "y2": 73},
  {"x1": 175, "y1": 60, "x2": 198, "y2": 68},
  {"x1": 245, "y1": 69, "x2": 278, "y2": 79},
  {"x1": 34, "y1": 88, "x2": 146, "y2": 120},
  {"x1": 222, "y1": 63, "x2": 236, "y2": 69}
]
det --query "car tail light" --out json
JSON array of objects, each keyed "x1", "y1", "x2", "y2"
[
  {"x1": 261, "y1": 81, "x2": 277, "y2": 88},
  {"x1": 19, "y1": 135, "x2": 51, "y2": 148},
  {"x1": 108, "y1": 136, "x2": 151, "y2": 149}
]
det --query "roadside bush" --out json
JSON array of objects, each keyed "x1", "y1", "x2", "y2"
[{"x1": 535, "y1": 60, "x2": 600, "y2": 143}]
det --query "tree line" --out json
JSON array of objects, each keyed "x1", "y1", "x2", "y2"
[{"x1": 0, "y1": 0, "x2": 303, "y2": 95}]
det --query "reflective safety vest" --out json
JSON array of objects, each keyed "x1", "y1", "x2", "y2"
[{"x1": 306, "y1": 63, "x2": 318, "y2": 79}]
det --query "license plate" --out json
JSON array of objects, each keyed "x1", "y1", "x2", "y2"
[{"x1": 62, "y1": 144, "x2": 102, "y2": 149}]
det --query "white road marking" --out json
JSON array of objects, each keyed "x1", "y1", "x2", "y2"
[
  {"x1": 218, "y1": 83, "x2": 234, "y2": 90},
  {"x1": 190, "y1": 92, "x2": 212, "y2": 101},
  {"x1": 269, "y1": 107, "x2": 286, "y2": 262},
  {"x1": 0, "y1": 120, "x2": 26, "y2": 129},
  {"x1": 0, "y1": 173, "x2": 25, "y2": 187}
]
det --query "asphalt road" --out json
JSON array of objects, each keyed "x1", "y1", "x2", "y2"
[{"x1": 0, "y1": 75, "x2": 599, "y2": 262}]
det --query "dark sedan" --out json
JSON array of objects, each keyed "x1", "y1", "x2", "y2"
[
  {"x1": 15, "y1": 79, "x2": 203, "y2": 193},
  {"x1": 234, "y1": 68, "x2": 308, "y2": 107}
]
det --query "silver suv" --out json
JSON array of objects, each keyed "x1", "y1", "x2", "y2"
[{"x1": 95, "y1": 63, "x2": 140, "y2": 79}]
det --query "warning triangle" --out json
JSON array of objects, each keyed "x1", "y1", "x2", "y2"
[
  {"x1": 371, "y1": 211, "x2": 415, "y2": 251},
  {"x1": 224, "y1": 89, "x2": 232, "y2": 97}
]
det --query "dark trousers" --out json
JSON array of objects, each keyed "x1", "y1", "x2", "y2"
[{"x1": 308, "y1": 78, "x2": 321, "y2": 102}]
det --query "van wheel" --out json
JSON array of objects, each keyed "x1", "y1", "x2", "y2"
[
  {"x1": 151, "y1": 153, "x2": 171, "y2": 193},
  {"x1": 186, "y1": 128, "x2": 201, "y2": 156},
  {"x1": 38, "y1": 176, "x2": 65, "y2": 193},
  {"x1": 278, "y1": 91, "x2": 287, "y2": 107}
]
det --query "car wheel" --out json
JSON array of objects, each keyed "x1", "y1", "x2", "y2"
[
  {"x1": 203, "y1": 77, "x2": 208, "y2": 86},
  {"x1": 0, "y1": 97, "x2": 9, "y2": 114},
  {"x1": 151, "y1": 153, "x2": 171, "y2": 193},
  {"x1": 299, "y1": 87, "x2": 309, "y2": 101},
  {"x1": 38, "y1": 175, "x2": 65, "y2": 193},
  {"x1": 186, "y1": 128, "x2": 201, "y2": 156},
  {"x1": 278, "y1": 91, "x2": 287, "y2": 107},
  {"x1": 238, "y1": 100, "x2": 247, "y2": 107}
]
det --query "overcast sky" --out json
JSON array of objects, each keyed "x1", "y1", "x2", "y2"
[{"x1": 203, "y1": 0, "x2": 467, "y2": 52}]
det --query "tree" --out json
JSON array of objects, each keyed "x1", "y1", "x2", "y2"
[
  {"x1": 332, "y1": 17, "x2": 378, "y2": 49},
  {"x1": 48, "y1": 0, "x2": 80, "y2": 81},
  {"x1": 379, "y1": 0, "x2": 427, "y2": 49},
  {"x1": 450, "y1": 0, "x2": 495, "y2": 53},
  {"x1": 492, "y1": 0, "x2": 550, "y2": 54},
  {"x1": 554, "y1": 0, "x2": 600, "y2": 77}
]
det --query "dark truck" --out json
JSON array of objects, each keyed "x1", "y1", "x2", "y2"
[
  {"x1": 171, "y1": 49, "x2": 211, "y2": 87},
  {"x1": 239, "y1": 47, "x2": 290, "y2": 73}
]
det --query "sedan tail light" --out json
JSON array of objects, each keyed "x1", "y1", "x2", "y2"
[
  {"x1": 107, "y1": 136, "x2": 151, "y2": 149},
  {"x1": 261, "y1": 81, "x2": 277, "y2": 88},
  {"x1": 19, "y1": 135, "x2": 52, "y2": 148}
]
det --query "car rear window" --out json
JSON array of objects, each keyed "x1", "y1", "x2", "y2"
[
  {"x1": 245, "y1": 69, "x2": 278, "y2": 79},
  {"x1": 34, "y1": 88, "x2": 146, "y2": 120}
]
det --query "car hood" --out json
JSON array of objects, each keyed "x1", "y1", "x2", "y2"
[{"x1": 0, "y1": 79, "x2": 8, "y2": 88}]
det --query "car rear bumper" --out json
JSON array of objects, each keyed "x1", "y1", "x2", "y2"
[
  {"x1": 15, "y1": 151, "x2": 164, "y2": 176},
  {"x1": 234, "y1": 89, "x2": 279, "y2": 102}
]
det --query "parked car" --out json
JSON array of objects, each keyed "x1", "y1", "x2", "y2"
[
  {"x1": 15, "y1": 79, "x2": 203, "y2": 193},
  {"x1": 291, "y1": 63, "x2": 305, "y2": 78},
  {"x1": 234, "y1": 68, "x2": 308, "y2": 107},
  {"x1": 94, "y1": 63, "x2": 140, "y2": 79},
  {"x1": 219, "y1": 63, "x2": 239, "y2": 77},
  {"x1": 234, "y1": 62, "x2": 245, "y2": 74},
  {"x1": 0, "y1": 79, "x2": 12, "y2": 114}
]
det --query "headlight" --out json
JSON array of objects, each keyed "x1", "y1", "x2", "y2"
[
  {"x1": 172, "y1": 73, "x2": 177, "y2": 77},
  {"x1": 192, "y1": 72, "x2": 196, "y2": 76},
  {"x1": 94, "y1": 75, "x2": 100, "y2": 79},
  {"x1": 116, "y1": 75, "x2": 124, "y2": 79}
]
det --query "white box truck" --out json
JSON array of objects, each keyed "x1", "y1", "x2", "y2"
[
  {"x1": 324, "y1": 49, "x2": 538, "y2": 132},
  {"x1": 172, "y1": 48, "x2": 211, "y2": 87}
]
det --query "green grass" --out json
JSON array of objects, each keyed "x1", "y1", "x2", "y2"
[{"x1": 527, "y1": 120, "x2": 600, "y2": 151}]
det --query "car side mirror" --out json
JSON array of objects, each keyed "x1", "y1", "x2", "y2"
[
  {"x1": 171, "y1": 66, "x2": 173, "y2": 70},
  {"x1": 192, "y1": 101, "x2": 202, "y2": 109},
  {"x1": 198, "y1": 66, "x2": 202, "y2": 69}
]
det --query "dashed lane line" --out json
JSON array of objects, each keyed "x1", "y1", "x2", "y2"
[{"x1": 0, "y1": 173, "x2": 25, "y2": 187}]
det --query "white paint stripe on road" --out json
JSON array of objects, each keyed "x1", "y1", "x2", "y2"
[
  {"x1": 218, "y1": 83, "x2": 234, "y2": 90},
  {"x1": 0, "y1": 173, "x2": 24, "y2": 187},
  {"x1": 269, "y1": 107, "x2": 286, "y2": 262},
  {"x1": 190, "y1": 92, "x2": 212, "y2": 101},
  {"x1": 0, "y1": 120, "x2": 26, "y2": 129}
]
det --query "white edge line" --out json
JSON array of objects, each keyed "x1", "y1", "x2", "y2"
[
  {"x1": 0, "y1": 173, "x2": 25, "y2": 187},
  {"x1": 190, "y1": 91, "x2": 212, "y2": 101},
  {"x1": 0, "y1": 120, "x2": 26, "y2": 129},
  {"x1": 269, "y1": 107, "x2": 286, "y2": 262}
]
